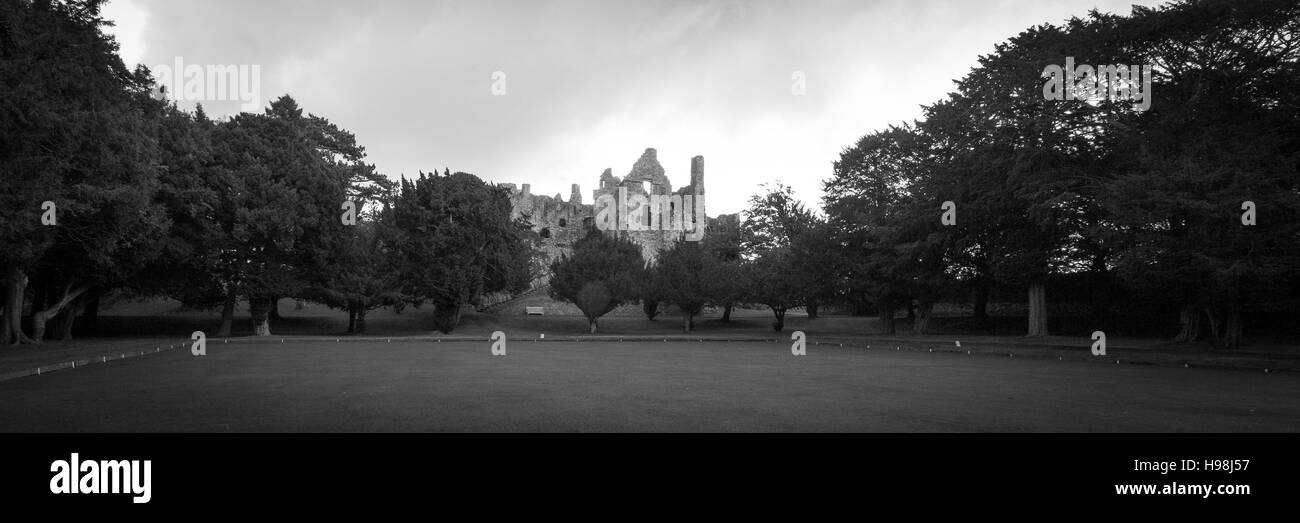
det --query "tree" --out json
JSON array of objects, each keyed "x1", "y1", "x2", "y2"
[
  {"x1": 639, "y1": 263, "x2": 665, "y2": 321},
  {"x1": 0, "y1": 0, "x2": 164, "y2": 343},
  {"x1": 549, "y1": 228, "x2": 645, "y2": 334},
  {"x1": 654, "y1": 241, "x2": 728, "y2": 333},
  {"x1": 391, "y1": 170, "x2": 531, "y2": 333},
  {"x1": 1102, "y1": 0, "x2": 1300, "y2": 349},
  {"x1": 313, "y1": 218, "x2": 402, "y2": 334},
  {"x1": 789, "y1": 217, "x2": 838, "y2": 319},
  {"x1": 132, "y1": 104, "x2": 232, "y2": 332},
  {"x1": 703, "y1": 214, "x2": 746, "y2": 321},
  {"x1": 743, "y1": 247, "x2": 804, "y2": 332},
  {"x1": 825, "y1": 125, "x2": 926, "y2": 334},
  {"x1": 166, "y1": 95, "x2": 388, "y2": 337},
  {"x1": 741, "y1": 183, "x2": 833, "y2": 321}
]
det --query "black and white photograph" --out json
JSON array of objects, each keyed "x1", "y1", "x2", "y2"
[{"x1": 0, "y1": 0, "x2": 1296, "y2": 512}]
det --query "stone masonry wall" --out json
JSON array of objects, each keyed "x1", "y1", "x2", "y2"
[{"x1": 503, "y1": 147, "x2": 706, "y2": 271}]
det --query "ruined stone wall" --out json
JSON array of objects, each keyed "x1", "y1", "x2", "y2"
[
  {"x1": 590, "y1": 148, "x2": 705, "y2": 263},
  {"x1": 504, "y1": 147, "x2": 706, "y2": 275}
]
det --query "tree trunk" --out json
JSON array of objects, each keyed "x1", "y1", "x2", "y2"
[
  {"x1": 30, "y1": 283, "x2": 88, "y2": 342},
  {"x1": 912, "y1": 298, "x2": 934, "y2": 335},
  {"x1": 1204, "y1": 305, "x2": 1223, "y2": 349},
  {"x1": 722, "y1": 304, "x2": 732, "y2": 322},
  {"x1": 643, "y1": 300, "x2": 658, "y2": 321},
  {"x1": 54, "y1": 299, "x2": 80, "y2": 340},
  {"x1": 682, "y1": 311, "x2": 692, "y2": 333},
  {"x1": 217, "y1": 292, "x2": 236, "y2": 337},
  {"x1": 906, "y1": 300, "x2": 915, "y2": 319},
  {"x1": 877, "y1": 298, "x2": 895, "y2": 335},
  {"x1": 1223, "y1": 303, "x2": 1243, "y2": 350},
  {"x1": 588, "y1": 318, "x2": 598, "y2": 334},
  {"x1": 806, "y1": 301, "x2": 819, "y2": 319},
  {"x1": 1026, "y1": 282, "x2": 1049, "y2": 337},
  {"x1": 3, "y1": 267, "x2": 34, "y2": 345},
  {"x1": 347, "y1": 307, "x2": 357, "y2": 334},
  {"x1": 1173, "y1": 303, "x2": 1201, "y2": 342},
  {"x1": 55, "y1": 308, "x2": 77, "y2": 340},
  {"x1": 355, "y1": 308, "x2": 367, "y2": 334},
  {"x1": 269, "y1": 296, "x2": 282, "y2": 321},
  {"x1": 249, "y1": 298, "x2": 272, "y2": 336},
  {"x1": 30, "y1": 274, "x2": 46, "y2": 318}
]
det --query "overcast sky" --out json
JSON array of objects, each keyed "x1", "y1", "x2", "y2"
[{"x1": 102, "y1": 0, "x2": 1163, "y2": 215}]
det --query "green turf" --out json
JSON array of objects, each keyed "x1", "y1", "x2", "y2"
[{"x1": 0, "y1": 340, "x2": 1296, "y2": 432}]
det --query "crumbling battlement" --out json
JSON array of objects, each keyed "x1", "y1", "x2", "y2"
[{"x1": 504, "y1": 147, "x2": 706, "y2": 267}]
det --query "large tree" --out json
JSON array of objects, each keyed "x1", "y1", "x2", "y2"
[
  {"x1": 313, "y1": 217, "x2": 402, "y2": 334},
  {"x1": 743, "y1": 247, "x2": 804, "y2": 332},
  {"x1": 391, "y1": 170, "x2": 531, "y2": 333},
  {"x1": 549, "y1": 228, "x2": 645, "y2": 334},
  {"x1": 654, "y1": 241, "x2": 728, "y2": 333},
  {"x1": 1104, "y1": 0, "x2": 1300, "y2": 348},
  {"x1": 825, "y1": 126, "x2": 924, "y2": 334},
  {"x1": 741, "y1": 183, "x2": 833, "y2": 321},
  {"x1": 0, "y1": 0, "x2": 164, "y2": 344},
  {"x1": 165, "y1": 95, "x2": 387, "y2": 337}
]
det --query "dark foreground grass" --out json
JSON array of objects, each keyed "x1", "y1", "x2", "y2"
[{"x1": 0, "y1": 339, "x2": 1296, "y2": 432}]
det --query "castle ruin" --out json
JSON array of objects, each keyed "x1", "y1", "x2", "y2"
[{"x1": 501, "y1": 147, "x2": 706, "y2": 268}]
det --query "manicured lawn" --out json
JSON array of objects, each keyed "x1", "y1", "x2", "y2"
[{"x1": 0, "y1": 339, "x2": 1296, "y2": 432}]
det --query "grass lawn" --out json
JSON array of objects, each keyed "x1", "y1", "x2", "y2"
[{"x1": 0, "y1": 339, "x2": 1296, "y2": 432}]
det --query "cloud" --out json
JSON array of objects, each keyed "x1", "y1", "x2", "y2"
[{"x1": 102, "y1": 0, "x2": 1164, "y2": 214}]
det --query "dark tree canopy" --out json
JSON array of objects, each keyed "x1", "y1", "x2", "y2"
[
  {"x1": 548, "y1": 228, "x2": 645, "y2": 334},
  {"x1": 391, "y1": 170, "x2": 532, "y2": 333}
]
